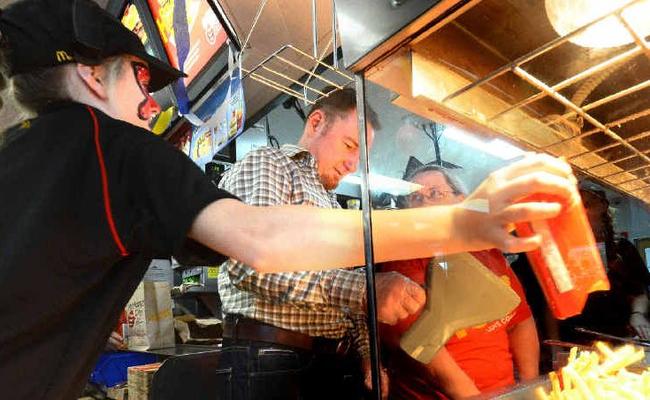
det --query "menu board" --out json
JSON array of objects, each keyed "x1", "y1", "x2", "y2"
[
  {"x1": 121, "y1": 3, "x2": 155, "y2": 56},
  {"x1": 147, "y1": 0, "x2": 228, "y2": 85},
  {"x1": 188, "y1": 68, "x2": 245, "y2": 169}
]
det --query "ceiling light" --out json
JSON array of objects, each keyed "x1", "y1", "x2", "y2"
[
  {"x1": 545, "y1": 0, "x2": 650, "y2": 49},
  {"x1": 444, "y1": 126, "x2": 526, "y2": 160}
]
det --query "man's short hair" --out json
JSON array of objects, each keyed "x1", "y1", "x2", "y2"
[{"x1": 307, "y1": 86, "x2": 381, "y2": 131}]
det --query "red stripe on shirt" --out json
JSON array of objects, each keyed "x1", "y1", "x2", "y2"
[{"x1": 86, "y1": 106, "x2": 129, "y2": 257}]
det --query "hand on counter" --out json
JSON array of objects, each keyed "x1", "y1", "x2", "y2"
[
  {"x1": 630, "y1": 312, "x2": 650, "y2": 340},
  {"x1": 375, "y1": 271, "x2": 425, "y2": 325},
  {"x1": 105, "y1": 331, "x2": 126, "y2": 351},
  {"x1": 630, "y1": 294, "x2": 650, "y2": 340},
  {"x1": 454, "y1": 153, "x2": 579, "y2": 254}
]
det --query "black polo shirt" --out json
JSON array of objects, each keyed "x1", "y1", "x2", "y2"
[{"x1": 0, "y1": 102, "x2": 236, "y2": 399}]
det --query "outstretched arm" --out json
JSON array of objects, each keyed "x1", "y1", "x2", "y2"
[{"x1": 189, "y1": 154, "x2": 579, "y2": 273}]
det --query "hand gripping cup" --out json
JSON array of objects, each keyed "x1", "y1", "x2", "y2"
[{"x1": 515, "y1": 194, "x2": 610, "y2": 319}]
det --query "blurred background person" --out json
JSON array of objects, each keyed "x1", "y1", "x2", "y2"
[{"x1": 560, "y1": 189, "x2": 650, "y2": 341}]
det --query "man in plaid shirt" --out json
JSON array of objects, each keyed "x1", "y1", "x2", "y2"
[{"x1": 217, "y1": 88, "x2": 423, "y2": 399}]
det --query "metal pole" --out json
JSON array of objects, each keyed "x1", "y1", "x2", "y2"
[
  {"x1": 264, "y1": 115, "x2": 271, "y2": 143},
  {"x1": 355, "y1": 73, "x2": 382, "y2": 400},
  {"x1": 332, "y1": 0, "x2": 338, "y2": 69},
  {"x1": 312, "y1": 0, "x2": 318, "y2": 59},
  {"x1": 240, "y1": 0, "x2": 269, "y2": 57}
]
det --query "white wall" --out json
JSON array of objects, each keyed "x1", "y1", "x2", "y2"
[
  {"x1": 235, "y1": 100, "x2": 306, "y2": 160},
  {"x1": 611, "y1": 194, "x2": 650, "y2": 240}
]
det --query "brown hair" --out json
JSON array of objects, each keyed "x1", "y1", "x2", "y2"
[
  {"x1": 307, "y1": 86, "x2": 381, "y2": 131},
  {"x1": 0, "y1": 42, "x2": 125, "y2": 115},
  {"x1": 405, "y1": 165, "x2": 467, "y2": 196},
  {"x1": 11, "y1": 66, "x2": 72, "y2": 115},
  {"x1": 397, "y1": 165, "x2": 467, "y2": 209}
]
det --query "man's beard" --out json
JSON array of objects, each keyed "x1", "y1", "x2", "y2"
[{"x1": 320, "y1": 173, "x2": 341, "y2": 190}]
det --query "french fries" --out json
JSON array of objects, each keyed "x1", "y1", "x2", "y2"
[{"x1": 536, "y1": 342, "x2": 650, "y2": 400}]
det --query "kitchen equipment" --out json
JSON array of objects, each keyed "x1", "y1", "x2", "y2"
[
  {"x1": 543, "y1": 339, "x2": 593, "y2": 371},
  {"x1": 338, "y1": 0, "x2": 650, "y2": 205},
  {"x1": 469, "y1": 376, "x2": 551, "y2": 400},
  {"x1": 574, "y1": 326, "x2": 650, "y2": 347}
]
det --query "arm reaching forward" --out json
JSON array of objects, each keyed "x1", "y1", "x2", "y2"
[{"x1": 189, "y1": 154, "x2": 579, "y2": 273}]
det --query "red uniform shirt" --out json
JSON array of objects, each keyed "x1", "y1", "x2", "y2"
[{"x1": 379, "y1": 250, "x2": 532, "y2": 397}]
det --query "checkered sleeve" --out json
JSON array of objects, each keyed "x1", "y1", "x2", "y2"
[
  {"x1": 218, "y1": 147, "x2": 290, "y2": 207},
  {"x1": 218, "y1": 148, "x2": 368, "y2": 312},
  {"x1": 350, "y1": 312, "x2": 371, "y2": 358}
]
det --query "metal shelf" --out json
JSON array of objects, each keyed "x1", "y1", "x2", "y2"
[
  {"x1": 239, "y1": 0, "x2": 353, "y2": 105},
  {"x1": 243, "y1": 44, "x2": 353, "y2": 105}
]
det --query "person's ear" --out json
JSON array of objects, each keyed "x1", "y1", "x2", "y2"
[
  {"x1": 308, "y1": 110, "x2": 326, "y2": 136},
  {"x1": 75, "y1": 63, "x2": 109, "y2": 100}
]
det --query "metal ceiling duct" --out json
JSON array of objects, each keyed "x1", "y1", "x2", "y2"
[{"x1": 338, "y1": 0, "x2": 650, "y2": 205}]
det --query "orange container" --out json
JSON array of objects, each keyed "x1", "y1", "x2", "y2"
[
  {"x1": 515, "y1": 194, "x2": 610, "y2": 319},
  {"x1": 116, "y1": 309, "x2": 128, "y2": 338}
]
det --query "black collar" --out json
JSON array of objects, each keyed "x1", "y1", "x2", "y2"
[{"x1": 38, "y1": 100, "x2": 86, "y2": 115}]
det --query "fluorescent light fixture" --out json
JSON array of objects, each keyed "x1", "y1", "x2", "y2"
[
  {"x1": 443, "y1": 126, "x2": 526, "y2": 160},
  {"x1": 341, "y1": 173, "x2": 423, "y2": 195},
  {"x1": 545, "y1": 0, "x2": 650, "y2": 49},
  {"x1": 491, "y1": 138, "x2": 527, "y2": 160}
]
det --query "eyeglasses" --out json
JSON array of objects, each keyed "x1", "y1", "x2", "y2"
[
  {"x1": 408, "y1": 187, "x2": 459, "y2": 204},
  {"x1": 133, "y1": 62, "x2": 151, "y2": 92}
]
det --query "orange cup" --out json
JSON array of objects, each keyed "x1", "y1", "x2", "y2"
[{"x1": 515, "y1": 194, "x2": 610, "y2": 319}]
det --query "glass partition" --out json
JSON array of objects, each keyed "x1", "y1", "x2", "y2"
[
  {"x1": 356, "y1": 0, "x2": 650, "y2": 391},
  {"x1": 365, "y1": 0, "x2": 650, "y2": 204}
]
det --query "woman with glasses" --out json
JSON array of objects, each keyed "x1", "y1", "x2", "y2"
[{"x1": 379, "y1": 165, "x2": 540, "y2": 399}]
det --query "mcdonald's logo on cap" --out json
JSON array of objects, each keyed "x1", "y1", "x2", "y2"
[{"x1": 55, "y1": 50, "x2": 73, "y2": 63}]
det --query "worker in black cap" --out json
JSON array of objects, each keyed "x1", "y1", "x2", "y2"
[{"x1": 0, "y1": 0, "x2": 581, "y2": 399}]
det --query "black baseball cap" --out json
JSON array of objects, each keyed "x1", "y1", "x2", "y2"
[{"x1": 0, "y1": 0, "x2": 185, "y2": 92}]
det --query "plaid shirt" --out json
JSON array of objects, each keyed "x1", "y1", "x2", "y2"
[{"x1": 217, "y1": 144, "x2": 370, "y2": 356}]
